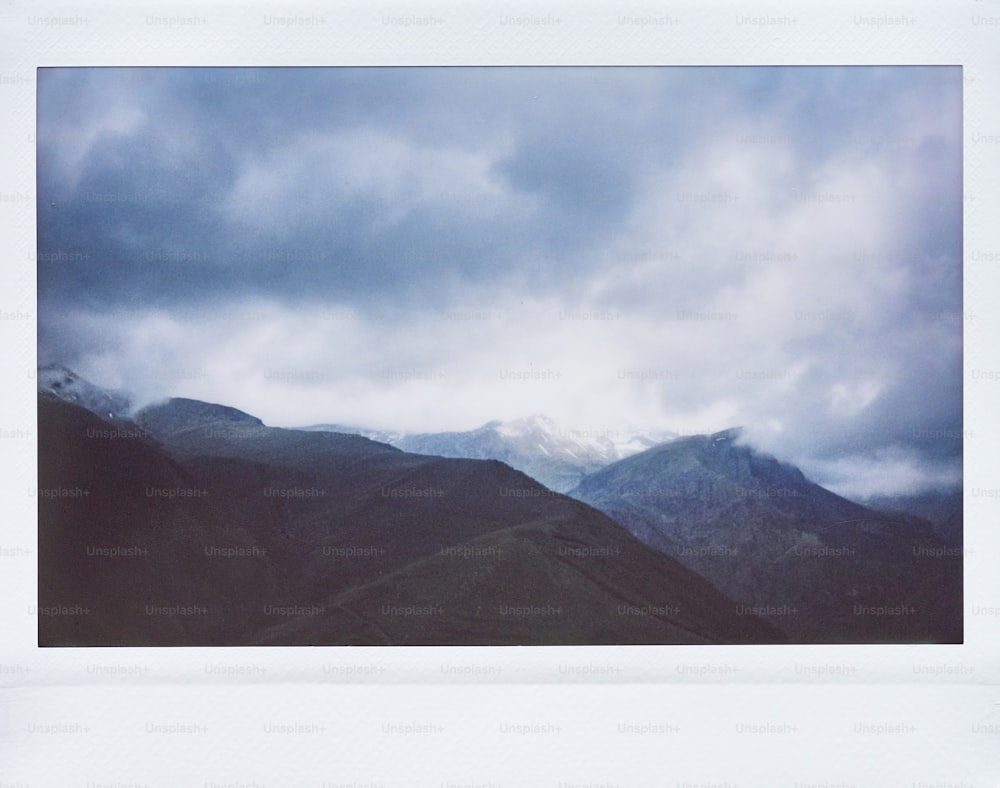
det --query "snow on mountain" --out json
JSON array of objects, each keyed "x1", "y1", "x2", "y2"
[
  {"x1": 301, "y1": 415, "x2": 679, "y2": 492},
  {"x1": 37, "y1": 363, "x2": 132, "y2": 421},
  {"x1": 384, "y1": 415, "x2": 678, "y2": 492}
]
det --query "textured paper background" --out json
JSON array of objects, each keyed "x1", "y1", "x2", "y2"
[{"x1": 2, "y1": 0, "x2": 998, "y2": 784}]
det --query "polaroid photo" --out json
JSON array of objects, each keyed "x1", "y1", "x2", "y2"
[{"x1": 3, "y1": 2, "x2": 998, "y2": 785}]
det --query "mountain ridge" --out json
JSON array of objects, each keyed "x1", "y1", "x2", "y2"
[
  {"x1": 39, "y1": 391, "x2": 782, "y2": 646},
  {"x1": 299, "y1": 414, "x2": 678, "y2": 493},
  {"x1": 36, "y1": 366, "x2": 962, "y2": 644},
  {"x1": 569, "y1": 428, "x2": 961, "y2": 643}
]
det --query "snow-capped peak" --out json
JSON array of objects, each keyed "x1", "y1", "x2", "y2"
[
  {"x1": 38, "y1": 364, "x2": 133, "y2": 421},
  {"x1": 495, "y1": 414, "x2": 558, "y2": 439}
]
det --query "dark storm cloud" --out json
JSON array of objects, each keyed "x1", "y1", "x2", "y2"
[
  {"x1": 36, "y1": 67, "x2": 963, "y2": 498},
  {"x1": 36, "y1": 70, "x2": 577, "y2": 306},
  {"x1": 35, "y1": 67, "x2": 789, "y2": 310}
]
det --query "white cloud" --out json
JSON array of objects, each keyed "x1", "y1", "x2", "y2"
[{"x1": 798, "y1": 447, "x2": 963, "y2": 500}]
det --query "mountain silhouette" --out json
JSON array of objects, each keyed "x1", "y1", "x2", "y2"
[{"x1": 570, "y1": 429, "x2": 961, "y2": 643}]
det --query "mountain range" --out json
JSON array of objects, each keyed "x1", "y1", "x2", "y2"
[
  {"x1": 37, "y1": 367, "x2": 961, "y2": 645},
  {"x1": 38, "y1": 374, "x2": 780, "y2": 646},
  {"x1": 301, "y1": 414, "x2": 676, "y2": 493}
]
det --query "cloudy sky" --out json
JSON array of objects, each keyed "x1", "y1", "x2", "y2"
[{"x1": 36, "y1": 66, "x2": 962, "y2": 498}]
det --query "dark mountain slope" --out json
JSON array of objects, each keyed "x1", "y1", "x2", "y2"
[
  {"x1": 39, "y1": 395, "x2": 781, "y2": 645},
  {"x1": 256, "y1": 514, "x2": 781, "y2": 646},
  {"x1": 37, "y1": 393, "x2": 275, "y2": 646},
  {"x1": 570, "y1": 429, "x2": 962, "y2": 643}
]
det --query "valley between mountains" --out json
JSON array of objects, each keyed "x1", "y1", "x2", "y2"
[{"x1": 37, "y1": 365, "x2": 961, "y2": 646}]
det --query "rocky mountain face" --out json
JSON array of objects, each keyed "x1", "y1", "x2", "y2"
[
  {"x1": 570, "y1": 429, "x2": 962, "y2": 643},
  {"x1": 38, "y1": 390, "x2": 781, "y2": 646}
]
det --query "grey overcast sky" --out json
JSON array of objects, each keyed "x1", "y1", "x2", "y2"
[{"x1": 37, "y1": 66, "x2": 962, "y2": 498}]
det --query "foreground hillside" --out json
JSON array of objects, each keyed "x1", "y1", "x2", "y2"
[{"x1": 38, "y1": 394, "x2": 782, "y2": 646}]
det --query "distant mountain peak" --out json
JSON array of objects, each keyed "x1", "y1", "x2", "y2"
[
  {"x1": 389, "y1": 416, "x2": 677, "y2": 493},
  {"x1": 494, "y1": 414, "x2": 558, "y2": 438},
  {"x1": 300, "y1": 414, "x2": 679, "y2": 492},
  {"x1": 710, "y1": 426, "x2": 744, "y2": 442}
]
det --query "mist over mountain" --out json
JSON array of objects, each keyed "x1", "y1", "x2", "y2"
[
  {"x1": 38, "y1": 373, "x2": 781, "y2": 646},
  {"x1": 570, "y1": 429, "x2": 962, "y2": 643},
  {"x1": 38, "y1": 363, "x2": 133, "y2": 420},
  {"x1": 302, "y1": 415, "x2": 676, "y2": 493},
  {"x1": 37, "y1": 67, "x2": 963, "y2": 530}
]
